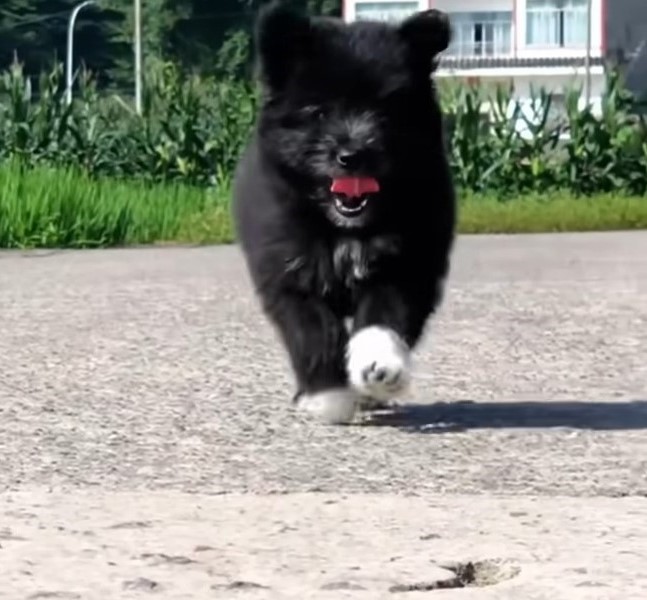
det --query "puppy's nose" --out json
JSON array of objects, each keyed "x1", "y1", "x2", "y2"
[{"x1": 337, "y1": 149, "x2": 368, "y2": 170}]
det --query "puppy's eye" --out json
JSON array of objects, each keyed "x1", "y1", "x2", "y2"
[{"x1": 301, "y1": 105, "x2": 327, "y2": 121}]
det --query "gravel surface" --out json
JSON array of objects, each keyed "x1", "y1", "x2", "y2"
[{"x1": 1, "y1": 231, "x2": 646, "y2": 598}]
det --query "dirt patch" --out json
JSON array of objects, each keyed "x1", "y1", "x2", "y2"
[
  {"x1": 139, "y1": 553, "x2": 198, "y2": 566},
  {"x1": 389, "y1": 559, "x2": 520, "y2": 593},
  {"x1": 210, "y1": 581, "x2": 271, "y2": 591},
  {"x1": 122, "y1": 578, "x2": 162, "y2": 592}
]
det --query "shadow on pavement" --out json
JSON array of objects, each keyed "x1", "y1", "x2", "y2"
[{"x1": 359, "y1": 399, "x2": 647, "y2": 433}]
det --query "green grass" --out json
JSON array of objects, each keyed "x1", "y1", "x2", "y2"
[
  {"x1": 458, "y1": 192, "x2": 647, "y2": 234},
  {"x1": 0, "y1": 163, "x2": 646, "y2": 249},
  {"x1": 0, "y1": 162, "x2": 233, "y2": 248}
]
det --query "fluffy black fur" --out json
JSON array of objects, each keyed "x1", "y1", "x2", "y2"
[{"x1": 233, "y1": 1, "x2": 456, "y2": 400}]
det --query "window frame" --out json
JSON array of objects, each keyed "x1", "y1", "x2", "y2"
[{"x1": 525, "y1": 0, "x2": 589, "y2": 49}]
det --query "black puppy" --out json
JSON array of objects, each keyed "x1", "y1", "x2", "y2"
[{"x1": 233, "y1": 1, "x2": 456, "y2": 423}]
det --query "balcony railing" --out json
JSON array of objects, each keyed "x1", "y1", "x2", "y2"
[
  {"x1": 353, "y1": 1, "x2": 419, "y2": 23},
  {"x1": 445, "y1": 39, "x2": 513, "y2": 58},
  {"x1": 444, "y1": 17, "x2": 513, "y2": 58}
]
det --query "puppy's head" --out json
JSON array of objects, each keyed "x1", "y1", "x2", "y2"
[{"x1": 254, "y1": 1, "x2": 450, "y2": 229}]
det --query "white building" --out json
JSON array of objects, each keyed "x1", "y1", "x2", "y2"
[{"x1": 343, "y1": 0, "x2": 647, "y2": 118}]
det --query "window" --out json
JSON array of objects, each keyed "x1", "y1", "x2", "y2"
[
  {"x1": 445, "y1": 12, "x2": 513, "y2": 57},
  {"x1": 526, "y1": 0, "x2": 588, "y2": 47},
  {"x1": 354, "y1": 1, "x2": 419, "y2": 23}
]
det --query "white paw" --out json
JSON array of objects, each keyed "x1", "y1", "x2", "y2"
[
  {"x1": 296, "y1": 388, "x2": 360, "y2": 424},
  {"x1": 346, "y1": 326, "x2": 411, "y2": 401},
  {"x1": 357, "y1": 396, "x2": 398, "y2": 412}
]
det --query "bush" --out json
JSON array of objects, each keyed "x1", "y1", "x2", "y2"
[
  {"x1": 438, "y1": 71, "x2": 647, "y2": 196},
  {"x1": 0, "y1": 59, "x2": 257, "y2": 186},
  {"x1": 0, "y1": 58, "x2": 646, "y2": 196}
]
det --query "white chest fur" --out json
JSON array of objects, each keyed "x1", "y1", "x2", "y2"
[
  {"x1": 332, "y1": 235, "x2": 401, "y2": 287},
  {"x1": 333, "y1": 238, "x2": 369, "y2": 284}
]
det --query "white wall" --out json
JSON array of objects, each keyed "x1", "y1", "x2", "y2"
[
  {"x1": 433, "y1": 0, "x2": 513, "y2": 13},
  {"x1": 436, "y1": 67, "x2": 605, "y2": 98},
  {"x1": 512, "y1": 71, "x2": 606, "y2": 99},
  {"x1": 435, "y1": 68, "x2": 606, "y2": 121}
]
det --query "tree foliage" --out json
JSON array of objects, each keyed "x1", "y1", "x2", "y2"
[
  {"x1": 0, "y1": 0, "x2": 342, "y2": 89},
  {"x1": 0, "y1": 0, "x2": 128, "y2": 89}
]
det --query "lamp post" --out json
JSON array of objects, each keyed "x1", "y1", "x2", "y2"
[
  {"x1": 134, "y1": 0, "x2": 142, "y2": 114},
  {"x1": 66, "y1": 0, "x2": 96, "y2": 105},
  {"x1": 585, "y1": 0, "x2": 592, "y2": 106}
]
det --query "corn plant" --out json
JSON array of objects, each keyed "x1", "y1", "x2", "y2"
[
  {"x1": 562, "y1": 71, "x2": 647, "y2": 195},
  {"x1": 441, "y1": 68, "x2": 647, "y2": 196},
  {"x1": 0, "y1": 58, "x2": 645, "y2": 197}
]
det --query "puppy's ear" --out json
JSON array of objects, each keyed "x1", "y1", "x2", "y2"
[
  {"x1": 399, "y1": 9, "x2": 451, "y2": 70},
  {"x1": 255, "y1": 1, "x2": 312, "y2": 90}
]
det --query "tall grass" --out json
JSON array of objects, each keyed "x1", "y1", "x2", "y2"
[
  {"x1": 1, "y1": 163, "x2": 646, "y2": 249},
  {"x1": 0, "y1": 161, "x2": 232, "y2": 248}
]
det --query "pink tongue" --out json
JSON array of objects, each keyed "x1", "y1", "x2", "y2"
[{"x1": 330, "y1": 177, "x2": 380, "y2": 198}]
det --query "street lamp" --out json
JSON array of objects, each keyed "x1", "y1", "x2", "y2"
[
  {"x1": 66, "y1": 0, "x2": 96, "y2": 105},
  {"x1": 585, "y1": 0, "x2": 592, "y2": 107},
  {"x1": 134, "y1": 0, "x2": 142, "y2": 114},
  {"x1": 65, "y1": 0, "x2": 142, "y2": 114}
]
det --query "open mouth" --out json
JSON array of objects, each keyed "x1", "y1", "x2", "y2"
[
  {"x1": 330, "y1": 177, "x2": 380, "y2": 217},
  {"x1": 334, "y1": 194, "x2": 370, "y2": 216}
]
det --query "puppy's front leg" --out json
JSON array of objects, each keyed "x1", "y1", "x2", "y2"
[
  {"x1": 348, "y1": 284, "x2": 431, "y2": 403},
  {"x1": 266, "y1": 293, "x2": 360, "y2": 423}
]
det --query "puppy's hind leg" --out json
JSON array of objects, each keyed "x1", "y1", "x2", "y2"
[{"x1": 267, "y1": 294, "x2": 361, "y2": 424}]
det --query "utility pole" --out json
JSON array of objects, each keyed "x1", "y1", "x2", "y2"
[
  {"x1": 134, "y1": 0, "x2": 142, "y2": 114},
  {"x1": 66, "y1": 0, "x2": 96, "y2": 105},
  {"x1": 585, "y1": 0, "x2": 592, "y2": 107}
]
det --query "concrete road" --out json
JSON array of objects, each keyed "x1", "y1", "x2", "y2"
[{"x1": 1, "y1": 232, "x2": 646, "y2": 599}]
